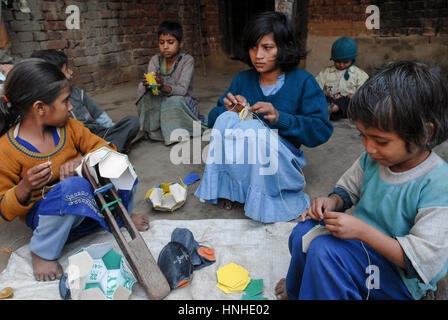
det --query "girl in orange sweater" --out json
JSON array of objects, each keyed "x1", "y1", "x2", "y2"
[{"x1": 0, "y1": 60, "x2": 148, "y2": 282}]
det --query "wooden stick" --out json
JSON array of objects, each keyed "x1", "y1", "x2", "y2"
[{"x1": 81, "y1": 161, "x2": 170, "y2": 300}]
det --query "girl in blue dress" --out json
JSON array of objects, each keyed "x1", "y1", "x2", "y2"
[{"x1": 195, "y1": 12, "x2": 333, "y2": 223}]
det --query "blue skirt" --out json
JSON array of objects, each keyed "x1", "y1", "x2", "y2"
[
  {"x1": 195, "y1": 111, "x2": 310, "y2": 223},
  {"x1": 26, "y1": 176, "x2": 133, "y2": 242}
]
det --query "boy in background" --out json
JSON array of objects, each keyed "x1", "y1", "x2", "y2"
[
  {"x1": 136, "y1": 20, "x2": 206, "y2": 145},
  {"x1": 315, "y1": 37, "x2": 369, "y2": 121},
  {"x1": 31, "y1": 49, "x2": 140, "y2": 154}
]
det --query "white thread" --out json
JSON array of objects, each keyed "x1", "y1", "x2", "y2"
[
  {"x1": 102, "y1": 127, "x2": 111, "y2": 139},
  {"x1": 360, "y1": 240, "x2": 371, "y2": 300}
]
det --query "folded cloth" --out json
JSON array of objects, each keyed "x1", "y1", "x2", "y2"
[
  {"x1": 157, "y1": 241, "x2": 193, "y2": 289},
  {"x1": 171, "y1": 228, "x2": 216, "y2": 271}
]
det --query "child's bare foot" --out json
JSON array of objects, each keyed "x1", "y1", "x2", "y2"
[
  {"x1": 218, "y1": 198, "x2": 233, "y2": 210},
  {"x1": 131, "y1": 213, "x2": 150, "y2": 231},
  {"x1": 31, "y1": 252, "x2": 63, "y2": 282},
  {"x1": 275, "y1": 278, "x2": 290, "y2": 300}
]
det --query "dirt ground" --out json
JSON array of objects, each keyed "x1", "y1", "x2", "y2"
[{"x1": 2, "y1": 57, "x2": 448, "y2": 281}]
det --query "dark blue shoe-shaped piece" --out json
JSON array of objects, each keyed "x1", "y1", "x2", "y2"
[
  {"x1": 59, "y1": 273, "x2": 71, "y2": 300},
  {"x1": 171, "y1": 227, "x2": 216, "y2": 271}
]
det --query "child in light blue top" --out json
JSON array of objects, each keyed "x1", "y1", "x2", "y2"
[{"x1": 276, "y1": 61, "x2": 448, "y2": 300}]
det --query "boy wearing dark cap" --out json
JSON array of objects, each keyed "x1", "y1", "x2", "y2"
[{"x1": 316, "y1": 37, "x2": 369, "y2": 121}]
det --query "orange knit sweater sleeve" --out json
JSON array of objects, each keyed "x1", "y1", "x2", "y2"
[
  {"x1": 0, "y1": 164, "x2": 34, "y2": 222},
  {"x1": 0, "y1": 119, "x2": 117, "y2": 223},
  {"x1": 66, "y1": 118, "x2": 117, "y2": 154}
]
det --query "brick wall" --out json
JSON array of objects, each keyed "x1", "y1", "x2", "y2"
[
  {"x1": 304, "y1": 0, "x2": 448, "y2": 75},
  {"x1": 307, "y1": 0, "x2": 375, "y2": 37},
  {"x1": 4, "y1": 0, "x2": 215, "y2": 92},
  {"x1": 203, "y1": 0, "x2": 220, "y2": 56},
  {"x1": 373, "y1": 0, "x2": 448, "y2": 36},
  {"x1": 307, "y1": 0, "x2": 448, "y2": 37}
]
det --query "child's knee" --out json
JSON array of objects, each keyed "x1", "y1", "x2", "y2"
[
  {"x1": 214, "y1": 111, "x2": 240, "y2": 130},
  {"x1": 207, "y1": 106, "x2": 226, "y2": 127},
  {"x1": 59, "y1": 176, "x2": 92, "y2": 193},
  {"x1": 61, "y1": 175, "x2": 90, "y2": 186},
  {"x1": 163, "y1": 95, "x2": 184, "y2": 105},
  {"x1": 289, "y1": 219, "x2": 320, "y2": 251},
  {"x1": 124, "y1": 115, "x2": 140, "y2": 131},
  {"x1": 306, "y1": 234, "x2": 340, "y2": 262}
]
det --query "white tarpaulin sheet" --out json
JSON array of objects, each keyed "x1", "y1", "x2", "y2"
[{"x1": 0, "y1": 219, "x2": 295, "y2": 300}]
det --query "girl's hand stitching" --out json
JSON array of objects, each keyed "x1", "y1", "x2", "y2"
[
  {"x1": 223, "y1": 93, "x2": 247, "y2": 112},
  {"x1": 323, "y1": 211, "x2": 365, "y2": 240},
  {"x1": 301, "y1": 196, "x2": 339, "y2": 222},
  {"x1": 250, "y1": 102, "x2": 279, "y2": 124},
  {"x1": 16, "y1": 162, "x2": 53, "y2": 204},
  {"x1": 59, "y1": 156, "x2": 83, "y2": 181}
]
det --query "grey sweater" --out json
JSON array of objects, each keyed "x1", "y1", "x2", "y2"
[{"x1": 136, "y1": 53, "x2": 197, "y2": 104}]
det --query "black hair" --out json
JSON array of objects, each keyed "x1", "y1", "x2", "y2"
[
  {"x1": 0, "y1": 59, "x2": 69, "y2": 136},
  {"x1": 348, "y1": 61, "x2": 448, "y2": 151},
  {"x1": 241, "y1": 11, "x2": 303, "y2": 72},
  {"x1": 30, "y1": 49, "x2": 68, "y2": 70},
  {"x1": 158, "y1": 20, "x2": 183, "y2": 42}
]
